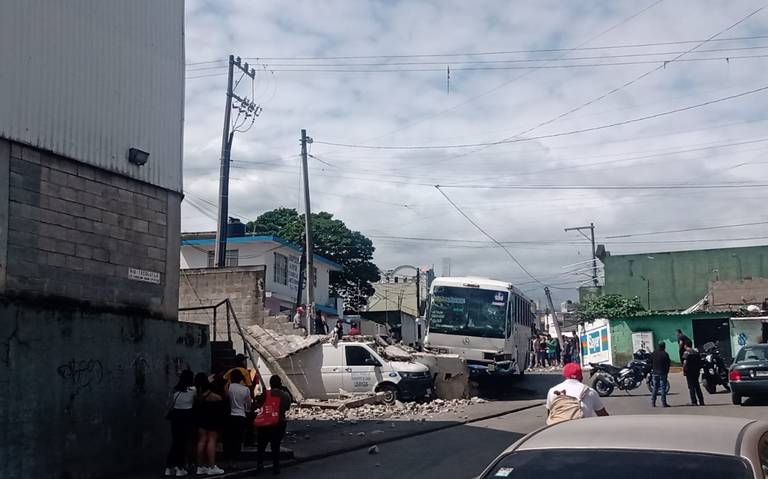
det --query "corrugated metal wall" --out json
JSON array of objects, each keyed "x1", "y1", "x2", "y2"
[{"x1": 0, "y1": 0, "x2": 184, "y2": 192}]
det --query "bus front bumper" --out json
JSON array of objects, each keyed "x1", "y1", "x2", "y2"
[{"x1": 467, "y1": 359, "x2": 517, "y2": 377}]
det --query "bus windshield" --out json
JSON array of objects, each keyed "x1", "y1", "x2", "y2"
[{"x1": 428, "y1": 286, "x2": 507, "y2": 338}]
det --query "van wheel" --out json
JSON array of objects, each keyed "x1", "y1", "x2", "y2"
[{"x1": 376, "y1": 383, "x2": 398, "y2": 405}]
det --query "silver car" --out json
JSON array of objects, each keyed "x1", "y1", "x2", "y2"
[{"x1": 479, "y1": 415, "x2": 768, "y2": 479}]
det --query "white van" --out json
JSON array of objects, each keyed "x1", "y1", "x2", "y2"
[{"x1": 319, "y1": 342, "x2": 432, "y2": 404}]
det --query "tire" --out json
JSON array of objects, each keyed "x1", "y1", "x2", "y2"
[
  {"x1": 592, "y1": 375, "x2": 614, "y2": 397},
  {"x1": 376, "y1": 383, "x2": 398, "y2": 405},
  {"x1": 731, "y1": 391, "x2": 742, "y2": 406},
  {"x1": 703, "y1": 377, "x2": 716, "y2": 394}
]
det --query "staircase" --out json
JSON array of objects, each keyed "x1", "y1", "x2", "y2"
[
  {"x1": 210, "y1": 340, "x2": 237, "y2": 374},
  {"x1": 262, "y1": 314, "x2": 306, "y2": 337}
]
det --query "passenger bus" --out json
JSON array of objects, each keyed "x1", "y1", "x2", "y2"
[{"x1": 424, "y1": 276, "x2": 535, "y2": 377}]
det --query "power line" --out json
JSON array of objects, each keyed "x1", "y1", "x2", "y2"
[
  {"x1": 438, "y1": 182, "x2": 768, "y2": 190},
  {"x1": 604, "y1": 220, "x2": 768, "y2": 239},
  {"x1": 187, "y1": 34, "x2": 768, "y2": 64},
  {"x1": 435, "y1": 186, "x2": 544, "y2": 285},
  {"x1": 315, "y1": 84, "x2": 768, "y2": 150}
]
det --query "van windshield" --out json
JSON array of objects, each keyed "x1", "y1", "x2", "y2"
[{"x1": 428, "y1": 286, "x2": 507, "y2": 339}]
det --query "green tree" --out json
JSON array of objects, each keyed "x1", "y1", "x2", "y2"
[
  {"x1": 577, "y1": 294, "x2": 645, "y2": 322},
  {"x1": 247, "y1": 209, "x2": 380, "y2": 312}
]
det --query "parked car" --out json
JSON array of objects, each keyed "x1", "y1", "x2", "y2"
[
  {"x1": 318, "y1": 342, "x2": 432, "y2": 403},
  {"x1": 478, "y1": 415, "x2": 768, "y2": 479},
  {"x1": 730, "y1": 343, "x2": 768, "y2": 406}
]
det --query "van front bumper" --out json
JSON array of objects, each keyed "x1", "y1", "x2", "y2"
[{"x1": 397, "y1": 376, "x2": 433, "y2": 401}]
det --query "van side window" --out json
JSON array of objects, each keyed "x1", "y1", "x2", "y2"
[{"x1": 346, "y1": 346, "x2": 375, "y2": 366}]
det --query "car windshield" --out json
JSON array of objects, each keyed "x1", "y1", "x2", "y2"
[
  {"x1": 428, "y1": 286, "x2": 507, "y2": 339},
  {"x1": 483, "y1": 449, "x2": 752, "y2": 479},
  {"x1": 735, "y1": 345, "x2": 768, "y2": 363}
]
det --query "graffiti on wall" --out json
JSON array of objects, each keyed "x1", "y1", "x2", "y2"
[{"x1": 57, "y1": 358, "x2": 104, "y2": 414}]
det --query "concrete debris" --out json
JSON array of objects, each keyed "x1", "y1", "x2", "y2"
[
  {"x1": 368, "y1": 446, "x2": 380, "y2": 455},
  {"x1": 470, "y1": 396, "x2": 487, "y2": 404},
  {"x1": 356, "y1": 432, "x2": 366, "y2": 437},
  {"x1": 371, "y1": 430, "x2": 385, "y2": 435},
  {"x1": 287, "y1": 398, "x2": 476, "y2": 422}
]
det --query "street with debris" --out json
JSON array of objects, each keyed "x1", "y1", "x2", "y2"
[{"x1": 276, "y1": 373, "x2": 768, "y2": 478}]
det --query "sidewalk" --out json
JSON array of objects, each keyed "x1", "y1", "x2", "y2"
[{"x1": 126, "y1": 398, "x2": 543, "y2": 478}]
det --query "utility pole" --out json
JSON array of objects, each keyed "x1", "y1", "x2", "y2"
[
  {"x1": 300, "y1": 129, "x2": 315, "y2": 333},
  {"x1": 544, "y1": 286, "x2": 563, "y2": 342},
  {"x1": 214, "y1": 55, "x2": 256, "y2": 267},
  {"x1": 564, "y1": 223, "x2": 598, "y2": 286}
]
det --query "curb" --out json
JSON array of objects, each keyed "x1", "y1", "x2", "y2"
[{"x1": 216, "y1": 401, "x2": 544, "y2": 478}]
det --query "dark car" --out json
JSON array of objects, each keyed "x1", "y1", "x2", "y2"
[{"x1": 730, "y1": 344, "x2": 768, "y2": 405}]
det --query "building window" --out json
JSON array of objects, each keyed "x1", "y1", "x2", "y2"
[
  {"x1": 207, "y1": 250, "x2": 239, "y2": 268},
  {"x1": 274, "y1": 253, "x2": 288, "y2": 285}
]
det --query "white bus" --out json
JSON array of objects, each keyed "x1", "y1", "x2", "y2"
[{"x1": 424, "y1": 276, "x2": 534, "y2": 377}]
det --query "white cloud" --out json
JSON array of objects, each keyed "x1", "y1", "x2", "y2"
[{"x1": 183, "y1": 0, "x2": 768, "y2": 304}]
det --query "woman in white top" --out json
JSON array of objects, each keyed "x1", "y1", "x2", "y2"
[{"x1": 164, "y1": 370, "x2": 196, "y2": 477}]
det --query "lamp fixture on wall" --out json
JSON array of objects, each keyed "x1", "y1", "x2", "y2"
[{"x1": 128, "y1": 148, "x2": 149, "y2": 166}]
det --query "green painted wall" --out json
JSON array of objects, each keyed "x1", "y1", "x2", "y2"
[
  {"x1": 609, "y1": 312, "x2": 732, "y2": 366},
  {"x1": 603, "y1": 245, "x2": 768, "y2": 311}
]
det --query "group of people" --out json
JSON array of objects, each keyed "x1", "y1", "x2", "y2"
[
  {"x1": 648, "y1": 329, "x2": 705, "y2": 408},
  {"x1": 531, "y1": 332, "x2": 581, "y2": 369},
  {"x1": 164, "y1": 355, "x2": 292, "y2": 477},
  {"x1": 292, "y1": 306, "x2": 361, "y2": 338}
]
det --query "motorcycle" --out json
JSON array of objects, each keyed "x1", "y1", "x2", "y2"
[
  {"x1": 700, "y1": 341, "x2": 730, "y2": 394},
  {"x1": 589, "y1": 349, "x2": 670, "y2": 397}
]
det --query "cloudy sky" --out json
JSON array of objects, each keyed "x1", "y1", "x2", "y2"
[{"x1": 182, "y1": 0, "x2": 768, "y2": 305}]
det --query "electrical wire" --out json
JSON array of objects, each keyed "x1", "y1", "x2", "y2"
[
  {"x1": 435, "y1": 186, "x2": 544, "y2": 285},
  {"x1": 315, "y1": 84, "x2": 768, "y2": 150},
  {"x1": 604, "y1": 220, "x2": 768, "y2": 238}
]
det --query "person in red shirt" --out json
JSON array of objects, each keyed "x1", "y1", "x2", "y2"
[{"x1": 348, "y1": 321, "x2": 361, "y2": 336}]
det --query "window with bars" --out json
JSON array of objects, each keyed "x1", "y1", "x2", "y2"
[
  {"x1": 206, "y1": 250, "x2": 239, "y2": 268},
  {"x1": 274, "y1": 253, "x2": 288, "y2": 285}
]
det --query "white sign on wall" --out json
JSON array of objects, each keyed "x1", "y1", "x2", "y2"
[
  {"x1": 579, "y1": 318, "x2": 612, "y2": 367},
  {"x1": 632, "y1": 331, "x2": 655, "y2": 353},
  {"x1": 128, "y1": 267, "x2": 161, "y2": 284},
  {"x1": 730, "y1": 318, "x2": 764, "y2": 357}
]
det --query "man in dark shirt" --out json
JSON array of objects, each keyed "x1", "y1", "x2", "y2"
[
  {"x1": 676, "y1": 329, "x2": 692, "y2": 364},
  {"x1": 650, "y1": 342, "x2": 671, "y2": 407},
  {"x1": 683, "y1": 345, "x2": 705, "y2": 406},
  {"x1": 255, "y1": 375, "x2": 292, "y2": 474}
]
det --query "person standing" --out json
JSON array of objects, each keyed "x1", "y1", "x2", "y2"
[
  {"x1": 292, "y1": 307, "x2": 304, "y2": 329},
  {"x1": 562, "y1": 336, "x2": 573, "y2": 365},
  {"x1": 531, "y1": 336, "x2": 540, "y2": 369},
  {"x1": 546, "y1": 363, "x2": 609, "y2": 424},
  {"x1": 683, "y1": 344, "x2": 705, "y2": 406},
  {"x1": 313, "y1": 311, "x2": 329, "y2": 335},
  {"x1": 255, "y1": 376, "x2": 292, "y2": 475},
  {"x1": 223, "y1": 370, "x2": 252, "y2": 470},
  {"x1": 546, "y1": 336, "x2": 557, "y2": 368},
  {"x1": 348, "y1": 321, "x2": 361, "y2": 336},
  {"x1": 571, "y1": 331, "x2": 581, "y2": 366},
  {"x1": 165, "y1": 370, "x2": 196, "y2": 477},
  {"x1": 334, "y1": 320, "x2": 344, "y2": 340},
  {"x1": 650, "y1": 342, "x2": 671, "y2": 408},
  {"x1": 676, "y1": 329, "x2": 692, "y2": 365},
  {"x1": 195, "y1": 376, "x2": 228, "y2": 475},
  {"x1": 538, "y1": 335, "x2": 549, "y2": 368}
]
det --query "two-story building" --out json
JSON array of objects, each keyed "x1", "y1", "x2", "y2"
[{"x1": 180, "y1": 232, "x2": 343, "y2": 319}]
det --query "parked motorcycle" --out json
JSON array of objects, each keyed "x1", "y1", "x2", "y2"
[
  {"x1": 589, "y1": 349, "x2": 670, "y2": 397},
  {"x1": 700, "y1": 341, "x2": 730, "y2": 394}
]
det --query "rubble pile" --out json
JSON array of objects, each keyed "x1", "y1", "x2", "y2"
[{"x1": 287, "y1": 397, "x2": 487, "y2": 422}]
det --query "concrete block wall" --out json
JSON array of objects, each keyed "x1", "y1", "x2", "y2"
[
  {"x1": 0, "y1": 300, "x2": 210, "y2": 479},
  {"x1": 179, "y1": 266, "x2": 267, "y2": 337},
  {"x1": 0, "y1": 140, "x2": 180, "y2": 319},
  {"x1": 709, "y1": 278, "x2": 768, "y2": 308}
]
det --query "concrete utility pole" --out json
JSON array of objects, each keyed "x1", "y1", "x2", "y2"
[
  {"x1": 564, "y1": 223, "x2": 598, "y2": 286},
  {"x1": 544, "y1": 286, "x2": 563, "y2": 342},
  {"x1": 300, "y1": 129, "x2": 315, "y2": 332},
  {"x1": 214, "y1": 55, "x2": 256, "y2": 267}
]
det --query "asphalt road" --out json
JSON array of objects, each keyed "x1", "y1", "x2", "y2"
[{"x1": 277, "y1": 373, "x2": 768, "y2": 479}]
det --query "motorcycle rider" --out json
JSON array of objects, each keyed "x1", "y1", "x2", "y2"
[
  {"x1": 683, "y1": 344, "x2": 705, "y2": 406},
  {"x1": 650, "y1": 342, "x2": 671, "y2": 408},
  {"x1": 546, "y1": 363, "x2": 609, "y2": 420}
]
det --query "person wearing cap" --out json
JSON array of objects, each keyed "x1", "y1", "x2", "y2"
[{"x1": 546, "y1": 363, "x2": 609, "y2": 418}]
